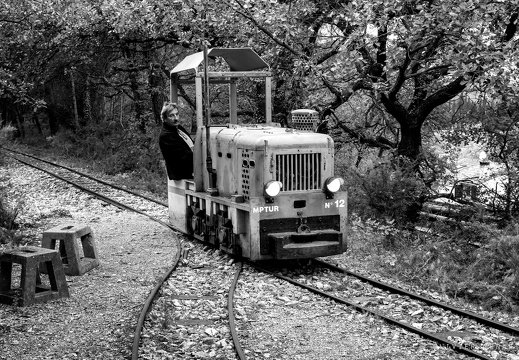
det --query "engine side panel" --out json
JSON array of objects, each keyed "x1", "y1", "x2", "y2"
[{"x1": 209, "y1": 125, "x2": 335, "y2": 198}]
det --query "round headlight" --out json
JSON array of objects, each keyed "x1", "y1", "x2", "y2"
[
  {"x1": 265, "y1": 181, "x2": 283, "y2": 197},
  {"x1": 325, "y1": 177, "x2": 344, "y2": 193}
]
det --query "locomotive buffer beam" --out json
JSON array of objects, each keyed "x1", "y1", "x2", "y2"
[
  {"x1": 268, "y1": 230, "x2": 343, "y2": 260},
  {"x1": 260, "y1": 215, "x2": 343, "y2": 259}
]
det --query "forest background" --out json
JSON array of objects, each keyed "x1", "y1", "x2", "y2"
[{"x1": 1, "y1": 0, "x2": 519, "y2": 311}]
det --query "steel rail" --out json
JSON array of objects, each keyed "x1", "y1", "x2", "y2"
[
  {"x1": 13, "y1": 155, "x2": 170, "y2": 225},
  {"x1": 228, "y1": 262, "x2": 246, "y2": 360},
  {"x1": 7, "y1": 151, "x2": 246, "y2": 360},
  {"x1": 251, "y1": 262, "x2": 492, "y2": 360},
  {"x1": 315, "y1": 259, "x2": 519, "y2": 337},
  {"x1": 131, "y1": 242, "x2": 183, "y2": 360},
  {"x1": 2, "y1": 146, "x2": 167, "y2": 207}
]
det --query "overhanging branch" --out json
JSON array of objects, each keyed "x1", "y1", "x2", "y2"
[
  {"x1": 324, "y1": 110, "x2": 396, "y2": 150},
  {"x1": 227, "y1": 0, "x2": 307, "y2": 60}
]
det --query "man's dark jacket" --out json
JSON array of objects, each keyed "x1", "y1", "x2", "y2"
[{"x1": 159, "y1": 123, "x2": 193, "y2": 180}]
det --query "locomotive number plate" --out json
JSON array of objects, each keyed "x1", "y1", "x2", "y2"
[{"x1": 324, "y1": 199, "x2": 346, "y2": 208}]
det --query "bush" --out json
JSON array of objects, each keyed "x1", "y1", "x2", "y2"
[
  {"x1": 25, "y1": 122, "x2": 168, "y2": 197},
  {"x1": 385, "y1": 219, "x2": 519, "y2": 311},
  {"x1": 0, "y1": 124, "x2": 19, "y2": 142},
  {"x1": 471, "y1": 233, "x2": 519, "y2": 303},
  {"x1": 347, "y1": 208, "x2": 519, "y2": 311},
  {"x1": 345, "y1": 159, "x2": 428, "y2": 226},
  {"x1": 0, "y1": 153, "x2": 22, "y2": 251}
]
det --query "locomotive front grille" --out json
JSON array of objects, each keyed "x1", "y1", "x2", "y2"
[{"x1": 275, "y1": 153, "x2": 322, "y2": 191}]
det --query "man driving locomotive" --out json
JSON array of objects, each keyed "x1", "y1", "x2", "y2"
[{"x1": 158, "y1": 102, "x2": 194, "y2": 180}]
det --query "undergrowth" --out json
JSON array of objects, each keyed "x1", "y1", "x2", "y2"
[
  {"x1": 0, "y1": 147, "x2": 23, "y2": 252},
  {"x1": 18, "y1": 122, "x2": 168, "y2": 198},
  {"x1": 349, "y1": 214, "x2": 519, "y2": 312},
  {"x1": 334, "y1": 146, "x2": 519, "y2": 313}
]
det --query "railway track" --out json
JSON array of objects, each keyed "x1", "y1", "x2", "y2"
[
  {"x1": 138, "y1": 244, "x2": 244, "y2": 359},
  {"x1": 3, "y1": 147, "x2": 169, "y2": 219},
  {"x1": 253, "y1": 260, "x2": 519, "y2": 360},
  {"x1": 3, "y1": 146, "x2": 519, "y2": 359},
  {"x1": 2, "y1": 147, "x2": 245, "y2": 360}
]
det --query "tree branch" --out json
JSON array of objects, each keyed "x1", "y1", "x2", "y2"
[
  {"x1": 379, "y1": 93, "x2": 409, "y2": 124},
  {"x1": 404, "y1": 64, "x2": 451, "y2": 80},
  {"x1": 504, "y1": 11, "x2": 518, "y2": 41},
  {"x1": 321, "y1": 76, "x2": 370, "y2": 110},
  {"x1": 227, "y1": 0, "x2": 308, "y2": 60},
  {"x1": 376, "y1": 22, "x2": 388, "y2": 81},
  {"x1": 388, "y1": 46, "x2": 411, "y2": 100},
  {"x1": 315, "y1": 44, "x2": 342, "y2": 65},
  {"x1": 331, "y1": 113, "x2": 396, "y2": 150},
  {"x1": 415, "y1": 75, "x2": 467, "y2": 123}
]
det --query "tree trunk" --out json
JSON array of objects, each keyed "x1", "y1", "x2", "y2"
[
  {"x1": 32, "y1": 113, "x2": 42, "y2": 135},
  {"x1": 397, "y1": 121, "x2": 422, "y2": 161},
  {"x1": 84, "y1": 76, "x2": 93, "y2": 124},
  {"x1": 120, "y1": 95, "x2": 124, "y2": 128},
  {"x1": 46, "y1": 107, "x2": 59, "y2": 135},
  {"x1": 148, "y1": 66, "x2": 164, "y2": 125},
  {"x1": 14, "y1": 108, "x2": 25, "y2": 138},
  {"x1": 70, "y1": 70, "x2": 80, "y2": 129},
  {"x1": 129, "y1": 70, "x2": 146, "y2": 134}
]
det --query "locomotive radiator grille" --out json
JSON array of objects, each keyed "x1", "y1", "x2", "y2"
[{"x1": 275, "y1": 153, "x2": 321, "y2": 191}]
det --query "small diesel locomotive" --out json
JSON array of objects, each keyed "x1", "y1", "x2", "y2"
[{"x1": 167, "y1": 48, "x2": 347, "y2": 260}]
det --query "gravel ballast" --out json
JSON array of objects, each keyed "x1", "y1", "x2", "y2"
[
  {"x1": 0, "y1": 160, "x2": 178, "y2": 360},
  {"x1": 0, "y1": 155, "x2": 513, "y2": 359}
]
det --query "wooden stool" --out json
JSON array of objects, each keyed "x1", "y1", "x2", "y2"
[
  {"x1": 0, "y1": 246, "x2": 69, "y2": 306},
  {"x1": 41, "y1": 224, "x2": 100, "y2": 276}
]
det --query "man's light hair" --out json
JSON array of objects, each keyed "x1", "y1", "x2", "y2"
[{"x1": 161, "y1": 102, "x2": 178, "y2": 122}]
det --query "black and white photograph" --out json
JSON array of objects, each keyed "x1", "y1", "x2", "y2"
[{"x1": 1, "y1": 1, "x2": 518, "y2": 359}]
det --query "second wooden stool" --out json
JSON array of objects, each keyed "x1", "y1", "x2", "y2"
[{"x1": 41, "y1": 224, "x2": 100, "y2": 276}]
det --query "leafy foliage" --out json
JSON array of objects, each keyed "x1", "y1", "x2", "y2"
[
  {"x1": 1, "y1": 1, "x2": 518, "y2": 224},
  {"x1": 348, "y1": 214, "x2": 519, "y2": 311},
  {"x1": 0, "y1": 149, "x2": 22, "y2": 251},
  {"x1": 222, "y1": 0, "x2": 519, "y2": 162},
  {"x1": 348, "y1": 158, "x2": 428, "y2": 224},
  {"x1": 439, "y1": 92, "x2": 519, "y2": 218},
  {"x1": 2, "y1": 0, "x2": 518, "y2": 166},
  {"x1": 44, "y1": 123, "x2": 167, "y2": 196}
]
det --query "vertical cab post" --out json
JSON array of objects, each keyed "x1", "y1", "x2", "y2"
[
  {"x1": 229, "y1": 79, "x2": 238, "y2": 125},
  {"x1": 194, "y1": 76, "x2": 205, "y2": 191},
  {"x1": 203, "y1": 46, "x2": 219, "y2": 196},
  {"x1": 265, "y1": 76, "x2": 272, "y2": 125},
  {"x1": 170, "y1": 74, "x2": 178, "y2": 104}
]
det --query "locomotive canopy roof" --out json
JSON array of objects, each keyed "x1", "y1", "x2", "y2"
[{"x1": 170, "y1": 48, "x2": 270, "y2": 74}]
